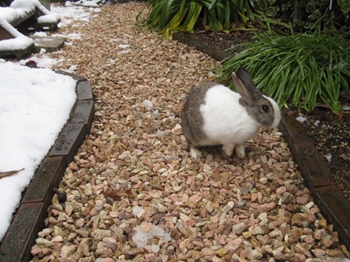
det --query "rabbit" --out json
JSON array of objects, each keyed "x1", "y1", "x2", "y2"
[{"x1": 181, "y1": 66, "x2": 281, "y2": 159}]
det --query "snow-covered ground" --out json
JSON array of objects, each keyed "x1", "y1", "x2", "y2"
[{"x1": 0, "y1": 0, "x2": 101, "y2": 242}]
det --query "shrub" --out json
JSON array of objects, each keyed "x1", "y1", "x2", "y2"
[
  {"x1": 217, "y1": 30, "x2": 350, "y2": 113},
  {"x1": 138, "y1": 0, "x2": 350, "y2": 37},
  {"x1": 138, "y1": 0, "x2": 261, "y2": 38}
]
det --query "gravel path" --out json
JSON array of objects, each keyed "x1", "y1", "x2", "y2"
[{"x1": 30, "y1": 2, "x2": 350, "y2": 261}]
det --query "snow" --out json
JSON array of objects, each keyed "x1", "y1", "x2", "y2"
[
  {"x1": 52, "y1": 2, "x2": 100, "y2": 28},
  {"x1": 21, "y1": 53, "x2": 61, "y2": 68},
  {"x1": 11, "y1": 0, "x2": 44, "y2": 10},
  {"x1": 38, "y1": 13, "x2": 60, "y2": 24},
  {"x1": 0, "y1": 0, "x2": 60, "y2": 52},
  {"x1": 0, "y1": 17, "x2": 34, "y2": 51},
  {"x1": 0, "y1": 7, "x2": 30, "y2": 24},
  {"x1": 132, "y1": 222, "x2": 171, "y2": 252},
  {"x1": 72, "y1": 0, "x2": 101, "y2": 7},
  {"x1": 0, "y1": 0, "x2": 101, "y2": 242},
  {"x1": 296, "y1": 116, "x2": 307, "y2": 123},
  {"x1": 132, "y1": 205, "x2": 145, "y2": 218},
  {"x1": 143, "y1": 99, "x2": 153, "y2": 111},
  {"x1": 9, "y1": 0, "x2": 60, "y2": 23},
  {"x1": 324, "y1": 153, "x2": 332, "y2": 162},
  {"x1": 0, "y1": 62, "x2": 76, "y2": 241}
]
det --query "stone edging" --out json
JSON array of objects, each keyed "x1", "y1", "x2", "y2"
[
  {"x1": 173, "y1": 32, "x2": 229, "y2": 61},
  {"x1": 0, "y1": 71, "x2": 94, "y2": 262},
  {"x1": 173, "y1": 32, "x2": 350, "y2": 251}
]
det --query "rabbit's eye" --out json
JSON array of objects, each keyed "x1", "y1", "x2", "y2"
[{"x1": 261, "y1": 105, "x2": 270, "y2": 112}]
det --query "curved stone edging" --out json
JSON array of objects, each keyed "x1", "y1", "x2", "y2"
[
  {"x1": 173, "y1": 32, "x2": 229, "y2": 61},
  {"x1": 0, "y1": 71, "x2": 94, "y2": 262},
  {"x1": 173, "y1": 32, "x2": 350, "y2": 251}
]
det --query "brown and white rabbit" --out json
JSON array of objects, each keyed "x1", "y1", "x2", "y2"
[{"x1": 181, "y1": 67, "x2": 281, "y2": 158}]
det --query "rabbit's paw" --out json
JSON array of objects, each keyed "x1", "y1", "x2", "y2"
[
  {"x1": 222, "y1": 144, "x2": 235, "y2": 157},
  {"x1": 235, "y1": 144, "x2": 246, "y2": 158},
  {"x1": 190, "y1": 146, "x2": 202, "y2": 159}
]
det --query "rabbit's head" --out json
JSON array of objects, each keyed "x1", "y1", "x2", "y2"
[{"x1": 232, "y1": 67, "x2": 281, "y2": 129}]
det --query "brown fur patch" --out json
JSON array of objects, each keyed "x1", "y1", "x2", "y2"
[{"x1": 239, "y1": 98, "x2": 246, "y2": 107}]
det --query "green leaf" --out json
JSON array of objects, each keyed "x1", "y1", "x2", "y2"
[
  {"x1": 266, "y1": 6, "x2": 277, "y2": 17},
  {"x1": 182, "y1": 2, "x2": 202, "y2": 31},
  {"x1": 161, "y1": 0, "x2": 175, "y2": 28},
  {"x1": 257, "y1": 0, "x2": 267, "y2": 10}
]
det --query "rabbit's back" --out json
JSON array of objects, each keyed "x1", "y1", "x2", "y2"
[{"x1": 181, "y1": 82, "x2": 217, "y2": 146}]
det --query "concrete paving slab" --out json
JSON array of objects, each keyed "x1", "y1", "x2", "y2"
[
  {"x1": 31, "y1": 35, "x2": 66, "y2": 53},
  {"x1": 0, "y1": 42, "x2": 35, "y2": 59}
]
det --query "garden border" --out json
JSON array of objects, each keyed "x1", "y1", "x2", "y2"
[
  {"x1": 0, "y1": 71, "x2": 94, "y2": 262},
  {"x1": 174, "y1": 32, "x2": 350, "y2": 251}
]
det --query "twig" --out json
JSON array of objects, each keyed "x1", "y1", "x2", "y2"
[{"x1": 0, "y1": 168, "x2": 25, "y2": 179}]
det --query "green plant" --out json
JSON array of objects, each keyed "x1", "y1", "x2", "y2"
[
  {"x1": 138, "y1": 0, "x2": 262, "y2": 38},
  {"x1": 217, "y1": 30, "x2": 350, "y2": 113},
  {"x1": 294, "y1": 0, "x2": 350, "y2": 32},
  {"x1": 252, "y1": 0, "x2": 350, "y2": 32},
  {"x1": 338, "y1": 0, "x2": 350, "y2": 17}
]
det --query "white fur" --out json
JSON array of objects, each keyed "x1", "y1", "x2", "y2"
[
  {"x1": 199, "y1": 84, "x2": 273, "y2": 158},
  {"x1": 190, "y1": 147, "x2": 202, "y2": 159},
  {"x1": 200, "y1": 85, "x2": 260, "y2": 143}
]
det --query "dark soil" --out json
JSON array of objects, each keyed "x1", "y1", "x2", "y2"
[
  {"x1": 190, "y1": 30, "x2": 350, "y2": 201},
  {"x1": 191, "y1": 30, "x2": 255, "y2": 53}
]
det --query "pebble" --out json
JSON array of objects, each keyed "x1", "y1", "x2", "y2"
[
  {"x1": 60, "y1": 245, "x2": 78, "y2": 258},
  {"x1": 36, "y1": 238, "x2": 54, "y2": 248}
]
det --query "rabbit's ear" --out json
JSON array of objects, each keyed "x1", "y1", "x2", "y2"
[{"x1": 232, "y1": 67, "x2": 261, "y2": 106}]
